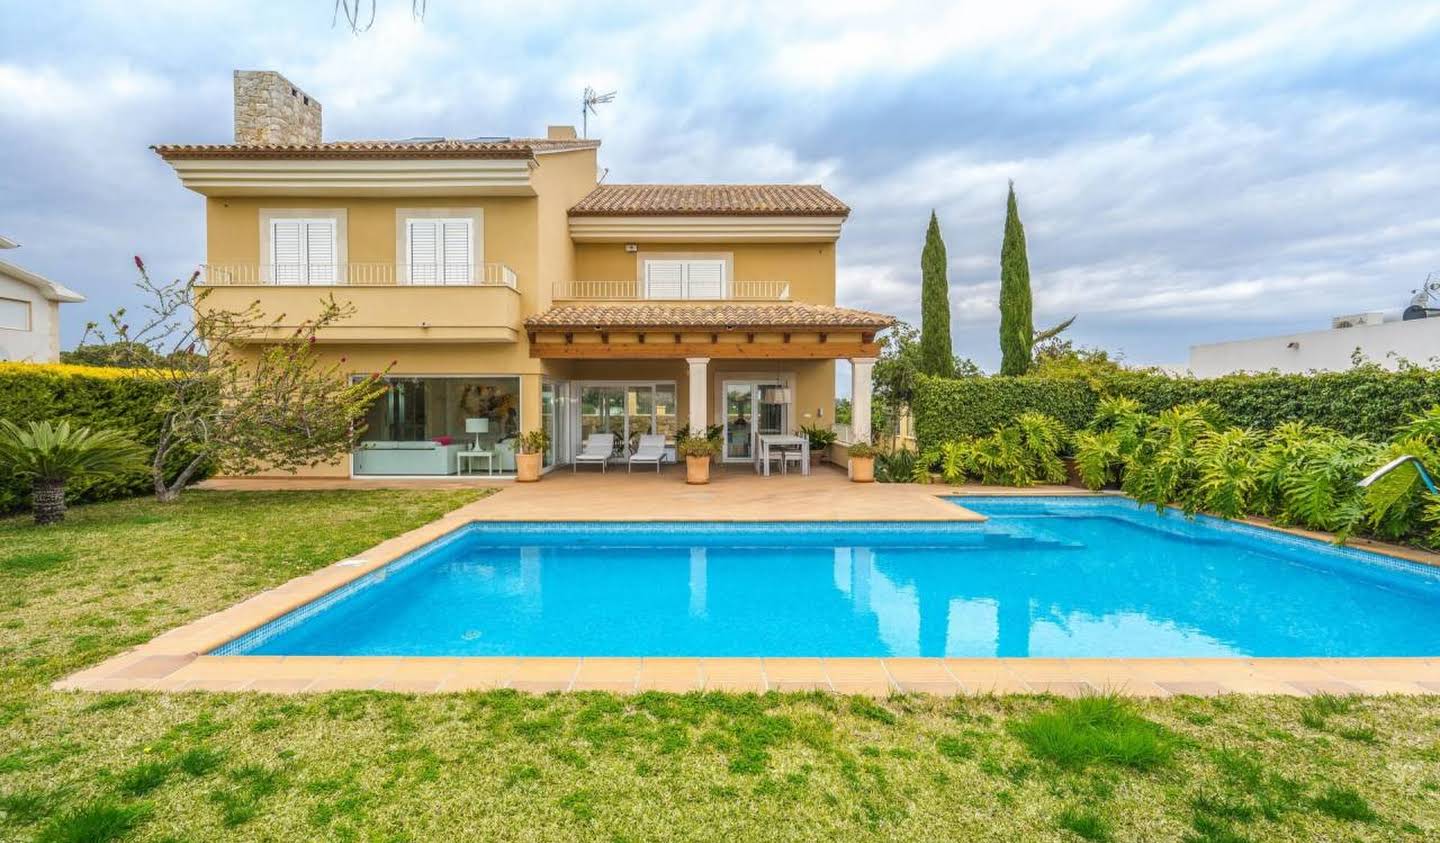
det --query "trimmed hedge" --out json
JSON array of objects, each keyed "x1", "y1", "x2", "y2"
[
  {"x1": 914, "y1": 368, "x2": 1440, "y2": 450},
  {"x1": 0, "y1": 362, "x2": 203, "y2": 512}
]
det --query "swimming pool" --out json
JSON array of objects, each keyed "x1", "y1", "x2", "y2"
[{"x1": 215, "y1": 497, "x2": 1440, "y2": 658}]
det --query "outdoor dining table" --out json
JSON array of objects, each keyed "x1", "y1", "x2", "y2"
[{"x1": 756, "y1": 433, "x2": 810, "y2": 476}]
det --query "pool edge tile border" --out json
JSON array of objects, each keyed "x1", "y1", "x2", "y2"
[{"x1": 52, "y1": 489, "x2": 1440, "y2": 697}]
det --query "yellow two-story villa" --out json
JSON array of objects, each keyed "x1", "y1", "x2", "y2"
[{"x1": 154, "y1": 71, "x2": 892, "y2": 478}]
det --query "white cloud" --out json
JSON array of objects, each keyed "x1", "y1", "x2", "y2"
[{"x1": 1, "y1": 0, "x2": 1439, "y2": 371}]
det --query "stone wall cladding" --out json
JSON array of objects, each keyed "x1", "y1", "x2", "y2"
[{"x1": 233, "y1": 70, "x2": 322, "y2": 145}]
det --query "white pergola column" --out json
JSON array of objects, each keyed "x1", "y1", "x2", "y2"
[
  {"x1": 850, "y1": 356, "x2": 877, "y2": 444},
  {"x1": 686, "y1": 357, "x2": 710, "y2": 432}
]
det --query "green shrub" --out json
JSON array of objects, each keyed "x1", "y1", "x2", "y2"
[
  {"x1": 913, "y1": 374, "x2": 1095, "y2": 448},
  {"x1": 1122, "y1": 402, "x2": 1218, "y2": 512},
  {"x1": 0, "y1": 363, "x2": 205, "y2": 513},
  {"x1": 874, "y1": 449, "x2": 921, "y2": 483},
  {"x1": 923, "y1": 413, "x2": 1070, "y2": 487},
  {"x1": 913, "y1": 367, "x2": 1440, "y2": 452}
]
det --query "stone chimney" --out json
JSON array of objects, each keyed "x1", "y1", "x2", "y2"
[
  {"x1": 233, "y1": 70, "x2": 322, "y2": 145},
  {"x1": 546, "y1": 125, "x2": 578, "y2": 140}
]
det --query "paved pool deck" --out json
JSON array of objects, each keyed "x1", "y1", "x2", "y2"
[{"x1": 57, "y1": 467, "x2": 1440, "y2": 697}]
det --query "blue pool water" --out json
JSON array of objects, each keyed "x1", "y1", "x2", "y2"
[{"x1": 216, "y1": 497, "x2": 1440, "y2": 658}]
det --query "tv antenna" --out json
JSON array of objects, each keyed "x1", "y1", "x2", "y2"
[{"x1": 582, "y1": 86, "x2": 616, "y2": 138}]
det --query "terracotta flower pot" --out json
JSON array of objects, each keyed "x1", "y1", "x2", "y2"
[
  {"x1": 515, "y1": 452, "x2": 542, "y2": 482},
  {"x1": 686, "y1": 455, "x2": 712, "y2": 485},
  {"x1": 850, "y1": 456, "x2": 875, "y2": 483}
]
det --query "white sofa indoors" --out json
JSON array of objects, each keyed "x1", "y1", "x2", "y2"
[{"x1": 353, "y1": 441, "x2": 463, "y2": 475}]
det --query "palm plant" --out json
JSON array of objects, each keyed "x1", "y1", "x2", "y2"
[
  {"x1": 1072, "y1": 430, "x2": 1122, "y2": 490},
  {"x1": 938, "y1": 439, "x2": 975, "y2": 484},
  {"x1": 1253, "y1": 421, "x2": 1318, "y2": 516},
  {"x1": 874, "y1": 449, "x2": 919, "y2": 483},
  {"x1": 1274, "y1": 432, "x2": 1380, "y2": 536},
  {"x1": 1073, "y1": 397, "x2": 1151, "y2": 490},
  {"x1": 1361, "y1": 406, "x2": 1440, "y2": 541},
  {"x1": 0, "y1": 420, "x2": 145, "y2": 525},
  {"x1": 972, "y1": 427, "x2": 1034, "y2": 486},
  {"x1": 1122, "y1": 402, "x2": 1215, "y2": 511},
  {"x1": 1192, "y1": 427, "x2": 1262, "y2": 518},
  {"x1": 1014, "y1": 412, "x2": 1069, "y2": 485}
]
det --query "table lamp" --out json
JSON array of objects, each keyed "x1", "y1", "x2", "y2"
[{"x1": 465, "y1": 417, "x2": 489, "y2": 450}]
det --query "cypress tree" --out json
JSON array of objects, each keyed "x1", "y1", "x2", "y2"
[
  {"x1": 918, "y1": 210, "x2": 954, "y2": 377},
  {"x1": 998, "y1": 181, "x2": 1034, "y2": 376}
]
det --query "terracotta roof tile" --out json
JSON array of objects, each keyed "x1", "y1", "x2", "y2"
[
  {"x1": 525, "y1": 303, "x2": 893, "y2": 330},
  {"x1": 151, "y1": 138, "x2": 600, "y2": 160},
  {"x1": 569, "y1": 184, "x2": 849, "y2": 217}
]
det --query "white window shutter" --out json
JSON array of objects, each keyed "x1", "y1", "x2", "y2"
[
  {"x1": 409, "y1": 220, "x2": 440, "y2": 284},
  {"x1": 272, "y1": 221, "x2": 304, "y2": 283},
  {"x1": 644, "y1": 260, "x2": 685, "y2": 298},
  {"x1": 441, "y1": 220, "x2": 471, "y2": 284},
  {"x1": 305, "y1": 221, "x2": 336, "y2": 284},
  {"x1": 0, "y1": 298, "x2": 29, "y2": 331},
  {"x1": 684, "y1": 260, "x2": 725, "y2": 299}
]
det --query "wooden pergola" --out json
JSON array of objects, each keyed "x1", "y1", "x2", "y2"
[{"x1": 525, "y1": 302, "x2": 894, "y2": 442}]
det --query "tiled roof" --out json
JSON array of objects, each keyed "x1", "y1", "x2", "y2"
[
  {"x1": 151, "y1": 138, "x2": 600, "y2": 160},
  {"x1": 526, "y1": 303, "x2": 893, "y2": 330},
  {"x1": 569, "y1": 184, "x2": 850, "y2": 217}
]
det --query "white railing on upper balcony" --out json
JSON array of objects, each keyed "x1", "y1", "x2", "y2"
[
  {"x1": 551, "y1": 280, "x2": 791, "y2": 301},
  {"x1": 199, "y1": 263, "x2": 518, "y2": 288}
]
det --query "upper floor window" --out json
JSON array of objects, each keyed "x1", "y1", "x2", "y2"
[
  {"x1": 643, "y1": 259, "x2": 725, "y2": 299},
  {"x1": 0, "y1": 297, "x2": 30, "y2": 331},
  {"x1": 407, "y1": 218, "x2": 473, "y2": 284},
  {"x1": 270, "y1": 219, "x2": 337, "y2": 284}
]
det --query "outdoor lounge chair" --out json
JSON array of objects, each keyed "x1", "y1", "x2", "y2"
[
  {"x1": 628, "y1": 434, "x2": 667, "y2": 473},
  {"x1": 573, "y1": 433, "x2": 615, "y2": 473}
]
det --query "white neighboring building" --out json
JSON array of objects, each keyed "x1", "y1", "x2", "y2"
[
  {"x1": 0, "y1": 235, "x2": 86, "y2": 363},
  {"x1": 1188, "y1": 312, "x2": 1440, "y2": 376}
]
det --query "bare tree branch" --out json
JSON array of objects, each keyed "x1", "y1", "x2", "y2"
[{"x1": 333, "y1": 0, "x2": 427, "y2": 34}]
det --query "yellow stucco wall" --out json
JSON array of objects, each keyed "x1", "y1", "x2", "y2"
[
  {"x1": 573, "y1": 242, "x2": 836, "y2": 305},
  {"x1": 203, "y1": 147, "x2": 600, "y2": 314},
  {"x1": 194, "y1": 146, "x2": 849, "y2": 477}
]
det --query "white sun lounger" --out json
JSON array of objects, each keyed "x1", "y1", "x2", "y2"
[
  {"x1": 628, "y1": 434, "x2": 667, "y2": 473},
  {"x1": 573, "y1": 433, "x2": 615, "y2": 473}
]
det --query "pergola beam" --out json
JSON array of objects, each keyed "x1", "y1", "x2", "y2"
[{"x1": 529, "y1": 341, "x2": 881, "y2": 359}]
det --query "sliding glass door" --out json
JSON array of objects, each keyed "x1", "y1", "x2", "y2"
[
  {"x1": 542, "y1": 379, "x2": 570, "y2": 470},
  {"x1": 574, "y1": 382, "x2": 678, "y2": 460},
  {"x1": 723, "y1": 381, "x2": 787, "y2": 463},
  {"x1": 724, "y1": 384, "x2": 754, "y2": 461},
  {"x1": 579, "y1": 386, "x2": 626, "y2": 457}
]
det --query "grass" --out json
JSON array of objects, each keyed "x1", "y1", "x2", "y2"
[
  {"x1": 1057, "y1": 806, "x2": 1112, "y2": 841},
  {"x1": 0, "y1": 488, "x2": 1437, "y2": 840},
  {"x1": 1010, "y1": 693, "x2": 1175, "y2": 770}
]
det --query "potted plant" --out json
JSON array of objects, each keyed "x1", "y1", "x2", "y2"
[
  {"x1": 678, "y1": 424, "x2": 725, "y2": 463},
  {"x1": 0, "y1": 420, "x2": 145, "y2": 525},
  {"x1": 800, "y1": 424, "x2": 838, "y2": 467},
  {"x1": 515, "y1": 429, "x2": 549, "y2": 482},
  {"x1": 677, "y1": 435, "x2": 718, "y2": 484},
  {"x1": 846, "y1": 440, "x2": 877, "y2": 483}
]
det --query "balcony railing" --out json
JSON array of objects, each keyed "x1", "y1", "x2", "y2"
[
  {"x1": 551, "y1": 280, "x2": 791, "y2": 301},
  {"x1": 200, "y1": 262, "x2": 518, "y2": 288}
]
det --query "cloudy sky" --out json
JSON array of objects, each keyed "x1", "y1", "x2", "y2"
[{"x1": 2, "y1": 0, "x2": 1438, "y2": 371}]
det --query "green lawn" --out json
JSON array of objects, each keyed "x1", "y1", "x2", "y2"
[{"x1": 2, "y1": 490, "x2": 1439, "y2": 841}]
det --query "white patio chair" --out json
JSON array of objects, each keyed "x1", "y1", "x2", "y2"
[
  {"x1": 573, "y1": 433, "x2": 615, "y2": 473},
  {"x1": 780, "y1": 444, "x2": 806, "y2": 475},
  {"x1": 628, "y1": 434, "x2": 667, "y2": 473}
]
